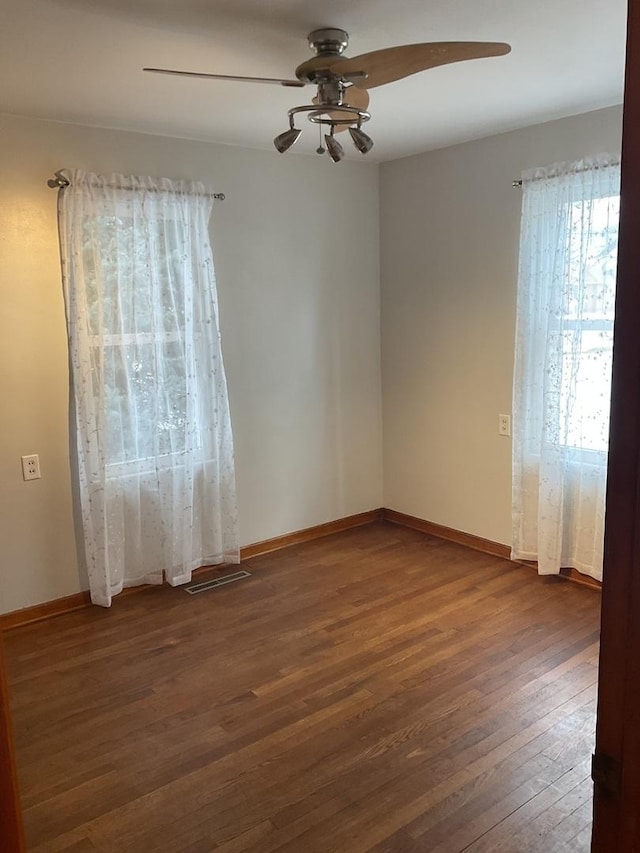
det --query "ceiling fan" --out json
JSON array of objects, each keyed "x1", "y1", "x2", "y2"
[{"x1": 144, "y1": 28, "x2": 511, "y2": 162}]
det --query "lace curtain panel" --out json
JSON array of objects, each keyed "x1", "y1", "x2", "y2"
[
  {"x1": 511, "y1": 155, "x2": 620, "y2": 582},
  {"x1": 58, "y1": 170, "x2": 239, "y2": 607}
]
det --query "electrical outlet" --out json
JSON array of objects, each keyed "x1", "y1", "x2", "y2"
[
  {"x1": 498, "y1": 415, "x2": 511, "y2": 437},
  {"x1": 21, "y1": 454, "x2": 41, "y2": 481}
]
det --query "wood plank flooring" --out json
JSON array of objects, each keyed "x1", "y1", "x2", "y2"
[{"x1": 3, "y1": 522, "x2": 601, "y2": 852}]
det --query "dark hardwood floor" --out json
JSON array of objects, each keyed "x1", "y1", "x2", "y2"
[{"x1": 3, "y1": 522, "x2": 601, "y2": 852}]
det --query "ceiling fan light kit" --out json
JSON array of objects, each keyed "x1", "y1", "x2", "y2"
[
  {"x1": 144, "y1": 27, "x2": 510, "y2": 163},
  {"x1": 273, "y1": 28, "x2": 375, "y2": 161},
  {"x1": 273, "y1": 126, "x2": 302, "y2": 153},
  {"x1": 349, "y1": 125, "x2": 374, "y2": 155},
  {"x1": 324, "y1": 130, "x2": 345, "y2": 163}
]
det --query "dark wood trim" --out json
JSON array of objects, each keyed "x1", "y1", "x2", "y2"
[
  {"x1": 384, "y1": 509, "x2": 602, "y2": 591},
  {"x1": 238, "y1": 509, "x2": 383, "y2": 560},
  {"x1": 0, "y1": 591, "x2": 92, "y2": 633},
  {"x1": 592, "y1": 0, "x2": 640, "y2": 848},
  {"x1": 0, "y1": 510, "x2": 384, "y2": 632},
  {"x1": 557, "y1": 567, "x2": 602, "y2": 591},
  {"x1": 383, "y1": 508, "x2": 513, "y2": 559},
  {"x1": 0, "y1": 636, "x2": 26, "y2": 852},
  {"x1": 515, "y1": 560, "x2": 602, "y2": 592}
]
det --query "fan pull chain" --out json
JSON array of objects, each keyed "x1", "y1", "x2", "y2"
[{"x1": 316, "y1": 122, "x2": 325, "y2": 155}]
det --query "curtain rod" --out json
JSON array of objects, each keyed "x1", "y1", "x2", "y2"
[
  {"x1": 512, "y1": 160, "x2": 621, "y2": 189},
  {"x1": 46, "y1": 171, "x2": 225, "y2": 200}
]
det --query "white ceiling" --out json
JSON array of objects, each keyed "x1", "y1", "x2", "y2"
[{"x1": 1, "y1": 0, "x2": 627, "y2": 163}]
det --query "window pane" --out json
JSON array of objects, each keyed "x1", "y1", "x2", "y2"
[
  {"x1": 560, "y1": 193, "x2": 618, "y2": 452},
  {"x1": 82, "y1": 204, "x2": 196, "y2": 466},
  {"x1": 560, "y1": 328, "x2": 614, "y2": 453},
  {"x1": 100, "y1": 341, "x2": 188, "y2": 464},
  {"x1": 83, "y1": 213, "x2": 187, "y2": 338}
]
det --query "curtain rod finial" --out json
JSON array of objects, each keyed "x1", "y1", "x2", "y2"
[{"x1": 47, "y1": 171, "x2": 70, "y2": 189}]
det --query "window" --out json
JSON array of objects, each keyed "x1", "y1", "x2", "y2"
[
  {"x1": 82, "y1": 209, "x2": 196, "y2": 467},
  {"x1": 511, "y1": 155, "x2": 620, "y2": 581},
  {"x1": 557, "y1": 193, "x2": 619, "y2": 453},
  {"x1": 59, "y1": 171, "x2": 239, "y2": 606}
]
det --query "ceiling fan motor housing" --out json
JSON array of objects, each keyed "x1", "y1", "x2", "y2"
[
  {"x1": 307, "y1": 28, "x2": 349, "y2": 56},
  {"x1": 296, "y1": 27, "x2": 350, "y2": 84}
]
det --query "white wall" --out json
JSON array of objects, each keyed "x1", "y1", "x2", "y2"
[
  {"x1": 0, "y1": 114, "x2": 382, "y2": 614},
  {"x1": 1, "y1": 104, "x2": 625, "y2": 614},
  {"x1": 380, "y1": 105, "x2": 623, "y2": 545}
]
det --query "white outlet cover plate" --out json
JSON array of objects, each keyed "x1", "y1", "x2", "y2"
[{"x1": 21, "y1": 454, "x2": 41, "y2": 480}]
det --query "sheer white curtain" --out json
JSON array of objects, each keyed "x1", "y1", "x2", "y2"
[
  {"x1": 511, "y1": 155, "x2": 620, "y2": 582},
  {"x1": 59, "y1": 170, "x2": 239, "y2": 607}
]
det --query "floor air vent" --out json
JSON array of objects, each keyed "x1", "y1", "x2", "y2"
[{"x1": 184, "y1": 570, "x2": 251, "y2": 595}]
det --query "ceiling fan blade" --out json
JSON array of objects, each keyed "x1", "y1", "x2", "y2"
[
  {"x1": 312, "y1": 86, "x2": 370, "y2": 134},
  {"x1": 330, "y1": 41, "x2": 511, "y2": 89},
  {"x1": 143, "y1": 68, "x2": 306, "y2": 88},
  {"x1": 343, "y1": 86, "x2": 370, "y2": 111}
]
